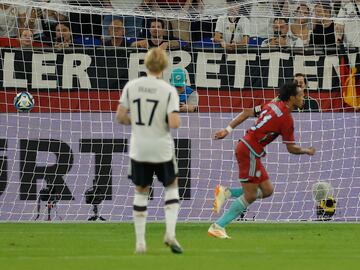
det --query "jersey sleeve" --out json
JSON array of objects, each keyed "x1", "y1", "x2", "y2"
[
  {"x1": 241, "y1": 17, "x2": 251, "y2": 37},
  {"x1": 254, "y1": 100, "x2": 281, "y2": 117},
  {"x1": 215, "y1": 16, "x2": 225, "y2": 34},
  {"x1": 336, "y1": 7, "x2": 345, "y2": 25},
  {"x1": 119, "y1": 83, "x2": 130, "y2": 109},
  {"x1": 280, "y1": 114, "x2": 295, "y2": 144},
  {"x1": 167, "y1": 87, "x2": 180, "y2": 114},
  {"x1": 253, "y1": 104, "x2": 263, "y2": 117},
  {"x1": 254, "y1": 100, "x2": 276, "y2": 117}
]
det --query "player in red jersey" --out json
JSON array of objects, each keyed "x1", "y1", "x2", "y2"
[{"x1": 208, "y1": 81, "x2": 316, "y2": 239}]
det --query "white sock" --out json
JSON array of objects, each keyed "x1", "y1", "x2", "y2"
[
  {"x1": 133, "y1": 191, "x2": 148, "y2": 246},
  {"x1": 164, "y1": 187, "x2": 180, "y2": 240},
  {"x1": 257, "y1": 188, "x2": 263, "y2": 199}
]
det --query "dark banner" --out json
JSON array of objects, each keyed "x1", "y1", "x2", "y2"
[{"x1": 0, "y1": 47, "x2": 353, "y2": 91}]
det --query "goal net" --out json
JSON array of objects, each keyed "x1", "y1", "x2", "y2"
[{"x1": 0, "y1": 0, "x2": 359, "y2": 222}]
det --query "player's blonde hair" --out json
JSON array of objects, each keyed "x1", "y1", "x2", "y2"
[{"x1": 144, "y1": 47, "x2": 168, "y2": 74}]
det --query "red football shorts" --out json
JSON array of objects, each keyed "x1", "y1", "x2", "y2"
[{"x1": 235, "y1": 141, "x2": 269, "y2": 184}]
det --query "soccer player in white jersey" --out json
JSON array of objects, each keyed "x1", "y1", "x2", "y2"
[{"x1": 116, "y1": 47, "x2": 182, "y2": 254}]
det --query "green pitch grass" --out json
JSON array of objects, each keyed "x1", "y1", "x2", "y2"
[{"x1": 0, "y1": 223, "x2": 359, "y2": 270}]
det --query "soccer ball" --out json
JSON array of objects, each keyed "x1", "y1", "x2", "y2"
[
  {"x1": 312, "y1": 182, "x2": 333, "y2": 202},
  {"x1": 14, "y1": 92, "x2": 34, "y2": 112}
]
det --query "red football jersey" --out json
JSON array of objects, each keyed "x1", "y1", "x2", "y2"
[{"x1": 242, "y1": 101, "x2": 295, "y2": 156}]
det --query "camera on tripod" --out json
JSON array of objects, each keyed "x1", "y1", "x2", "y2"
[
  {"x1": 35, "y1": 186, "x2": 61, "y2": 221},
  {"x1": 85, "y1": 187, "x2": 106, "y2": 221},
  {"x1": 312, "y1": 182, "x2": 337, "y2": 221},
  {"x1": 317, "y1": 197, "x2": 337, "y2": 220}
]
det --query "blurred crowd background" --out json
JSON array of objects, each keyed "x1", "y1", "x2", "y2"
[{"x1": 0, "y1": 0, "x2": 359, "y2": 50}]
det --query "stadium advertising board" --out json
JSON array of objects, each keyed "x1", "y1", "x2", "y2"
[
  {"x1": 0, "y1": 47, "x2": 352, "y2": 112},
  {"x1": 0, "y1": 47, "x2": 346, "y2": 91}
]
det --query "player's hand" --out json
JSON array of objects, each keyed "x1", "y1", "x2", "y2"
[
  {"x1": 213, "y1": 129, "x2": 228, "y2": 140},
  {"x1": 306, "y1": 147, "x2": 316, "y2": 156}
]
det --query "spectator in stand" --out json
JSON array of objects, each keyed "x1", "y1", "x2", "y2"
[
  {"x1": 103, "y1": 19, "x2": 130, "y2": 47},
  {"x1": 19, "y1": 29, "x2": 34, "y2": 48},
  {"x1": 336, "y1": 0, "x2": 360, "y2": 48},
  {"x1": 170, "y1": 67, "x2": 198, "y2": 113},
  {"x1": 54, "y1": 22, "x2": 73, "y2": 48},
  {"x1": 291, "y1": 2, "x2": 312, "y2": 47},
  {"x1": 309, "y1": 1, "x2": 336, "y2": 47},
  {"x1": 273, "y1": 0, "x2": 291, "y2": 17},
  {"x1": 294, "y1": 72, "x2": 320, "y2": 112},
  {"x1": 191, "y1": 0, "x2": 218, "y2": 43},
  {"x1": 2, "y1": 28, "x2": 47, "y2": 48},
  {"x1": 102, "y1": 0, "x2": 160, "y2": 40},
  {"x1": 18, "y1": 7, "x2": 45, "y2": 41},
  {"x1": 0, "y1": 4, "x2": 20, "y2": 38},
  {"x1": 39, "y1": 0, "x2": 69, "y2": 43},
  {"x1": 162, "y1": 0, "x2": 204, "y2": 42},
  {"x1": 131, "y1": 19, "x2": 180, "y2": 49},
  {"x1": 213, "y1": 1, "x2": 250, "y2": 50},
  {"x1": 18, "y1": 28, "x2": 46, "y2": 48},
  {"x1": 68, "y1": 0, "x2": 102, "y2": 45},
  {"x1": 332, "y1": 0, "x2": 342, "y2": 17},
  {"x1": 248, "y1": 1, "x2": 274, "y2": 46},
  {"x1": 261, "y1": 18, "x2": 297, "y2": 47},
  {"x1": 41, "y1": 0, "x2": 68, "y2": 23}
]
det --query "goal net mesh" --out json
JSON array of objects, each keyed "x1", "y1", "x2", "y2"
[{"x1": 0, "y1": 0, "x2": 359, "y2": 221}]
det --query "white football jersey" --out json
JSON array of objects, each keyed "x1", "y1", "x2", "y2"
[
  {"x1": 120, "y1": 75, "x2": 180, "y2": 163},
  {"x1": 215, "y1": 15, "x2": 250, "y2": 44}
]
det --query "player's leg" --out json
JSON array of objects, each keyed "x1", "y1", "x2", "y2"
[
  {"x1": 217, "y1": 160, "x2": 273, "y2": 229},
  {"x1": 209, "y1": 142, "x2": 266, "y2": 238},
  {"x1": 208, "y1": 182, "x2": 258, "y2": 238},
  {"x1": 228, "y1": 187, "x2": 244, "y2": 197},
  {"x1": 212, "y1": 141, "x2": 247, "y2": 213},
  {"x1": 163, "y1": 178, "x2": 183, "y2": 254},
  {"x1": 155, "y1": 158, "x2": 183, "y2": 254},
  {"x1": 253, "y1": 159, "x2": 273, "y2": 199},
  {"x1": 164, "y1": 178, "x2": 180, "y2": 243},
  {"x1": 133, "y1": 185, "x2": 150, "y2": 254},
  {"x1": 258, "y1": 179, "x2": 274, "y2": 199},
  {"x1": 129, "y1": 159, "x2": 153, "y2": 254}
]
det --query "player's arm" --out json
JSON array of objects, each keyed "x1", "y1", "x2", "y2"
[
  {"x1": 167, "y1": 88, "x2": 181, "y2": 128},
  {"x1": 115, "y1": 104, "x2": 131, "y2": 125},
  {"x1": 117, "y1": 83, "x2": 131, "y2": 125},
  {"x1": 281, "y1": 116, "x2": 315, "y2": 155},
  {"x1": 286, "y1": 143, "x2": 316, "y2": 155},
  {"x1": 168, "y1": 112, "x2": 181, "y2": 129},
  {"x1": 214, "y1": 108, "x2": 255, "y2": 140}
]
